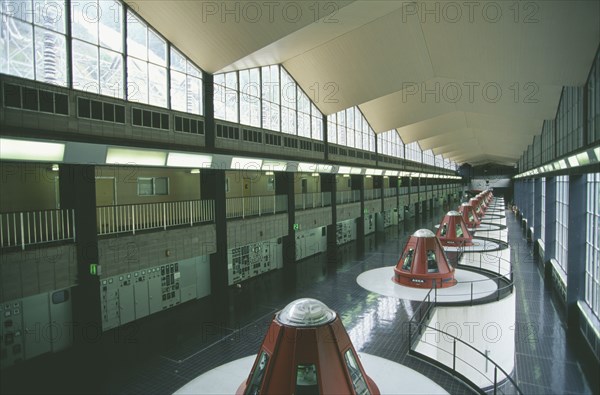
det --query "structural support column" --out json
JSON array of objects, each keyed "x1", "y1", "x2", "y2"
[
  {"x1": 58, "y1": 164, "x2": 100, "y2": 344},
  {"x1": 275, "y1": 172, "x2": 295, "y2": 266},
  {"x1": 200, "y1": 169, "x2": 227, "y2": 298},
  {"x1": 321, "y1": 174, "x2": 337, "y2": 264},
  {"x1": 203, "y1": 73, "x2": 215, "y2": 149},
  {"x1": 352, "y1": 175, "x2": 365, "y2": 254},
  {"x1": 544, "y1": 177, "x2": 557, "y2": 268},
  {"x1": 567, "y1": 174, "x2": 587, "y2": 330}
]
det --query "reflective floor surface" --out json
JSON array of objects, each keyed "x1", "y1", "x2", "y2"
[{"x1": 0, "y1": 201, "x2": 595, "y2": 395}]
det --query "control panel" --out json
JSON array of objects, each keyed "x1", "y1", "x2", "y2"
[
  {"x1": 336, "y1": 219, "x2": 357, "y2": 245},
  {"x1": 0, "y1": 301, "x2": 23, "y2": 369},
  {"x1": 100, "y1": 263, "x2": 182, "y2": 331},
  {"x1": 227, "y1": 238, "x2": 282, "y2": 285}
]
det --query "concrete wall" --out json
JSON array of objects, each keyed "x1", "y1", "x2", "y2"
[
  {"x1": 0, "y1": 162, "x2": 58, "y2": 211},
  {"x1": 0, "y1": 244, "x2": 77, "y2": 302},
  {"x1": 98, "y1": 224, "x2": 217, "y2": 277},
  {"x1": 296, "y1": 207, "x2": 333, "y2": 231},
  {"x1": 226, "y1": 214, "x2": 288, "y2": 247},
  {"x1": 337, "y1": 202, "x2": 361, "y2": 222}
]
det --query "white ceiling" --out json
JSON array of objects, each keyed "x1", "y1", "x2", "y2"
[{"x1": 126, "y1": 0, "x2": 599, "y2": 166}]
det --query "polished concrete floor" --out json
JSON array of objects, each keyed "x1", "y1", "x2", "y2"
[{"x1": 1, "y1": 201, "x2": 595, "y2": 394}]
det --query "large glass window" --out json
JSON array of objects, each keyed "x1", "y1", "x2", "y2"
[
  {"x1": 555, "y1": 176, "x2": 569, "y2": 275},
  {"x1": 541, "y1": 178, "x2": 546, "y2": 243},
  {"x1": 401, "y1": 248, "x2": 414, "y2": 271},
  {"x1": 240, "y1": 68, "x2": 260, "y2": 127},
  {"x1": 586, "y1": 173, "x2": 600, "y2": 319},
  {"x1": 261, "y1": 65, "x2": 280, "y2": 131},
  {"x1": 126, "y1": 10, "x2": 167, "y2": 107},
  {"x1": 405, "y1": 141, "x2": 422, "y2": 163},
  {"x1": 1, "y1": 0, "x2": 67, "y2": 86},
  {"x1": 327, "y1": 106, "x2": 376, "y2": 152},
  {"x1": 377, "y1": 130, "x2": 404, "y2": 158},
  {"x1": 170, "y1": 47, "x2": 203, "y2": 115},
  {"x1": 71, "y1": 0, "x2": 123, "y2": 98},
  {"x1": 214, "y1": 71, "x2": 238, "y2": 123},
  {"x1": 422, "y1": 150, "x2": 435, "y2": 166},
  {"x1": 215, "y1": 65, "x2": 323, "y2": 139},
  {"x1": 589, "y1": 52, "x2": 600, "y2": 144},
  {"x1": 556, "y1": 87, "x2": 584, "y2": 157}
]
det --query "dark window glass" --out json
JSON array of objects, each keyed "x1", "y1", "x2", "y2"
[
  {"x1": 22, "y1": 87, "x2": 38, "y2": 110},
  {"x1": 143, "y1": 110, "x2": 152, "y2": 127},
  {"x1": 38, "y1": 90, "x2": 54, "y2": 113},
  {"x1": 427, "y1": 250, "x2": 438, "y2": 273},
  {"x1": 175, "y1": 116, "x2": 183, "y2": 131},
  {"x1": 244, "y1": 351, "x2": 269, "y2": 395},
  {"x1": 55, "y1": 94, "x2": 68, "y2": 115},
  {"x1": 78, "y1": 98, "x2": 91, "y2": 118},
  {"x1": 4, "y1": 84, "x2": 21, "y2": 108},
  {"x1": 161, "y1": 114, "x2": 169, "y2": 129},
  {"x1": 296, "y1": 364, "x2": 319, "y2": 395},
  {"x1": 104, "y1": 103, "x2": 115, "y2": 122},
  {"x1": 152, "y1": 112, "x2": 161, "y2": 129},
  {"x1": 91, "y1": 100, "x2": 103, "y2": 120},
  {"x1": 401, "y1": 248, "x2": 414, "y2": 271},
  {"x1": 115, "y1": 105, "x2": 125, "y2": 123}
]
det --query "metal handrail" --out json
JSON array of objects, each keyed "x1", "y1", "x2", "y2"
[
  {"x1": 226, "y1": 194, "x2": 288, "y2": 219},
  {"x1": 294, "y1": 192, "x2": 332, "y2": 210},
  {"x1": 407, "y1": 256, "x2": 522, "y2": 395},
  {"x1": 1, "y1": 208, "x2": 76, "y2": 250},
  {"x1": 97, "y1": 199, "x2": 214, "y2": 235}
]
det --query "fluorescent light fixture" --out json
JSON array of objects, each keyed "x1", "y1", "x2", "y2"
[
  {"x1": 594, "y1": 147, "x2": 600, "y2": 161},
  {"x1": 0, "y1": 138, "x2": 65, "y2": 162},
  {"x1": 365, "y1": 169, "x2": 377, "y2": 175},
  {"x1": 316, "y1": 164, "x2": 333, "y2": 173},
  {"x1": 338, "y1": 166, "x2": 352, "y2": 174},
  {"x1": 311, "y1": 173, "x2": 320, "y2": 177},
  {"x1": 231, "y1": 157, "x2": 263, "y2": 170},
  {"x1": 372, "y1": 169, "x2": 383, "y2": 176},
  {"x1": 558, "y1": 159, "x2": 567, "y2": 169},
  {"x1": 365, "y1": 175, "x2": 372, "y2": 178},
  {"x1": 342, "y1": 174, "x2": 350, "y2": 178},
  {"x1": 350, "y1": 167, "x2": 362, "y2": 174},
  {"x1": 190, "y1": 169, "x2": 201, "y2": 174},
  {"x1": 167, "y1": 152, "x2": 212, "y2": 168},
  {"x1": 576, "y1": 152, "x2": 590, "y2": 166},
  {"x1": 106, "y1": 147, "x2": 166, "y2": 166},
  {"x1": 265, "y1": 171, "x2": 274, "y2": 176},
  {"x1": 385, "y1": 170, "x2": 399, "y2": 177},
  {"x1": 567, "y1": 155, "x2": 579, "y2": 167},
  {"x1": 262, "y1": 160, "x2": 287, "y2": 171},
  {"x1": 383, "y1": 175, "x2": 389, "y2": 179},
  {"x1": 298, "y1": 162, "x2": 316, "y2": 172},
  {"x1": 51, "y1": 164, "x2": 59, "y2": 171}
]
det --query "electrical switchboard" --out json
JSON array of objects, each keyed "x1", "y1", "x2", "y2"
[
  {"x1": 336, "y1": 219, "x2": 357, "y2": 245},
  {"x1": 101, "y1": 262, "x2": 184, "y2": 331},
  {"x1": 364, "y1": 213, "x2": 375, "y2": 235},
  {"x1": 1, "y1": 289, "x2": 72, "y2": 369},
  {"x1": 295, "y1": 227, "x2": 327, "y2": 261},
  {"x1": 227, "y1": 238, "x2": 282, "y2": 285},
  {"x1": 0, "y1": 301, "x2": 23, "y2": 369}
]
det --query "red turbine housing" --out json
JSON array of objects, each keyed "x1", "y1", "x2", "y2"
[
  {"x1": 393, "y1": 229, "x2": 457, "y2": 288},
  {"x1": 460, "y1": 202, "x2": 481, "y2": 228},
  {"x1": 237, "y1": 298, "x2": 380, "y2": 395},
  {"x1": 469, "y1": 198, "x2": 484, "y2": 219},
  {"x1": 436, "y1": 210, "x2": 474, "y2": 247}
]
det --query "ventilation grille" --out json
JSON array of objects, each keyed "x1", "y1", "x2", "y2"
[
  {"x1": 78, "y1": 97, "x2": 125, "y2": 123},
  {"x1": 132, "y1": 107, "x2": 169, "y2": 130},
  {"x1": 175, "y1": 115, "x2": 204, "y2": 134},
  {"x1": 4, "y1": 83, "x2": 68, "y2": 115}
]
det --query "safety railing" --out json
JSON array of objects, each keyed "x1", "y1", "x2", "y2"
[
  {"x1": 406, "y1": 258, "x2": 522, "y2": 394},
  {"x1": 364, "y1": 188, "x2": 381, "y2": 201},
  {"x1": 294, "y1": 192, "x2": 332, "y2": 210},
  {"x1": 226, "y1": 194, "x2": 288, "y2": 219},
  {"x1": 383, "y1": 187, "x2": 397, "y2": 197},
  {"x1": 97, "y1": 199, "x2": 214, "y2": 236},
  {"x1": 336, "y1": 190, "x2": 361, "y2": 204},
  {"x1": 1, "y1": 209, "x2": 76, "y2": 250}
]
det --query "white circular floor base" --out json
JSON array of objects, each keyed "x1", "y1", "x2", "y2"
[
  {"x1": 173, "y1": 353, "x2": 448, "y2": 395},
  {"x1": 357, "y1": 267, "x2": 498, "y2": 302}
]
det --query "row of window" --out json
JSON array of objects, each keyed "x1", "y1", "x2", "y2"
[
  {"x1": 213, "y1": 66, "x2": 323, "y2": 140},
  {"x1": 585, "y1": 173, "x2": 600, "y2": 318},
  {"x1": 518, "y1": 174, "x2": 600, "y2": 320},
  {"x1": 327, "y1": 106, "x2": 376, "y2": 152},
  {"x1": 1, "y1": 0, "x2": 203, "y2": 115}
]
